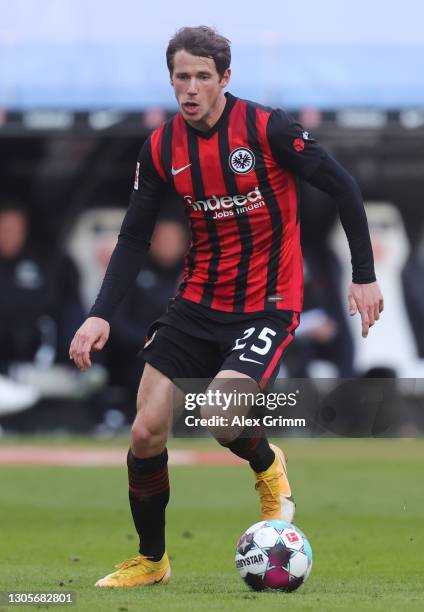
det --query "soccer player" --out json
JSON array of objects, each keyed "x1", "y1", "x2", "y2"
[{"x1": 69, "y1": 26, "x2": 384, "y2": 587}]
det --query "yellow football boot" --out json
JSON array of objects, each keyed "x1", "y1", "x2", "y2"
[
  {"x1": 95, "y1": 552, "x2": 171, "y2": 587},
  {"x1": 254, "y1": 443, "x2": 296, "y2": 522}
]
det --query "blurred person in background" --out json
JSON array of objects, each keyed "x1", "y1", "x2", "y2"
[
  {"x1": 105, "y1": 217, "x2": 188, "y2": 413},
  {"x1": 0, "y1": 200, "x2": 84, "y2": 374},
  {"x1": 287, "y1": 187, "x2": 356, "y2": 378},
  {"x1": 402, "y1": 239, "x2": 424, "y2": 358},
  {"x1": 69, "y1": 26, "x2": 384, "y2": 588},
  {"x1": 284, "y1": 253, "x2": 344, "y2": 378}
]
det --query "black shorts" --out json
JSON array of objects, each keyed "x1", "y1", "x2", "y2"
[{"x1": 141, "y1": 299, "x2": 299, "y2": 390}]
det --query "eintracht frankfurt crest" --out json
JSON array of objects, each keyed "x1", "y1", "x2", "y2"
[{"x1": 229, "y1": 147, "x2": 255, "y2": 174}]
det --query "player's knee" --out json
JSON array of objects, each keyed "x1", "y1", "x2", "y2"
[
  {"x1": 131, "y1": 421, "x2": 149, "y2": 446},
  {"x1": 199, "y1": 402, "x2": 234, "y2": 444},
  {"x1": 131, "y1": 421, "x2": 158, "y2": 449}
]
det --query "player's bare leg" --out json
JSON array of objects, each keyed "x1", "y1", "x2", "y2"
[
  {"x1": 96, "y1": 364, "x2": 176, "y2": 587},
  {"x1": 201, "y1": 370, "x2": 295, "y2": 523}
]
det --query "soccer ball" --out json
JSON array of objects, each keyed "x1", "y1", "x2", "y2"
[{"x1": 235, "y1": 520, "x2": 312, "y2": 592}]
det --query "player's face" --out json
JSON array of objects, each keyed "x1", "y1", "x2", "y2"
[{"x1": 171, "y1": 50, "x2": 231, "y2": 131}]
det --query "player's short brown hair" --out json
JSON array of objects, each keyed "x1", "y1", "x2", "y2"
[{"x1": 166, "y1": 26, "x2": 231, "y2": 78}]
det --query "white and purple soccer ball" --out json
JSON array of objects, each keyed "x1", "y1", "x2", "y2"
[{"x1": 235, "y1": 520, "x2": 313, "y2": 592}]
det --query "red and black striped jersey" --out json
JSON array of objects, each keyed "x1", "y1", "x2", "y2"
[
  {"x1": 90, "y1": 93, "x2": 375, "y2": 321},
  {"x1": 135, "y1": 93, "x2": 324, "y2": 313}
]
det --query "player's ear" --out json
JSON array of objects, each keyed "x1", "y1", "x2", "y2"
[{"x1": 220, "y1": 68, "x2": 231, "y2": 88}]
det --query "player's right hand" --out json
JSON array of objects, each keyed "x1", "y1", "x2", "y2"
[{"x1": 69, "y1": 317, "x2": 110, "y2": 371}]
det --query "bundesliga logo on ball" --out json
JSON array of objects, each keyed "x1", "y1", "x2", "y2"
[{"x1": 235, "y1": 520, "x2": 313, "y2": 592}]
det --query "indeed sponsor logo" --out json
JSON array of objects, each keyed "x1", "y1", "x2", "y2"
[{"x1": 184, "y1": 187, "x2": 265, "y2": 219}]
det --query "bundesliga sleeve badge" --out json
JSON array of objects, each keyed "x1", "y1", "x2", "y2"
[{"x1": 292, "y1": 138, "x2": 305, "y2": 152}]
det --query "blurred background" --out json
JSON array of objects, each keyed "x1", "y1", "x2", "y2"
[{"x1": 1, "y1": 0, "x2": 423, "y2": 435}]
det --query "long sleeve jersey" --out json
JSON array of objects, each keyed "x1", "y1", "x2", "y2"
[{"x1": 90, "y1": 93, "x2": 375, "y2": 321}]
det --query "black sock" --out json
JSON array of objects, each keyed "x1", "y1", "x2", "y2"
[
  {"x1": 221, "y1": 430, "x2": 275, "y2": 473},
  {"x1": 127, "y1": 449, "x2": 170, "y2": 561}
]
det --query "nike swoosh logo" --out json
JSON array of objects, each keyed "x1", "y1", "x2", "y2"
[
  {"x1": 239, "y1": 353, "x2": 264, "y2": 365},
  {"x1": 171, "y1": 163, "x2": 192, "y2": 176}
]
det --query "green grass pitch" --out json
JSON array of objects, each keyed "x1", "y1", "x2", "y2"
[{"x1": 0, "y1": 439, "x2": 423, "y2": 611}]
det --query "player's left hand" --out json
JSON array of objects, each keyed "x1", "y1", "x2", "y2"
[{"x1": 348, "y1": 281, "x2": 384, "y2": 338}]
